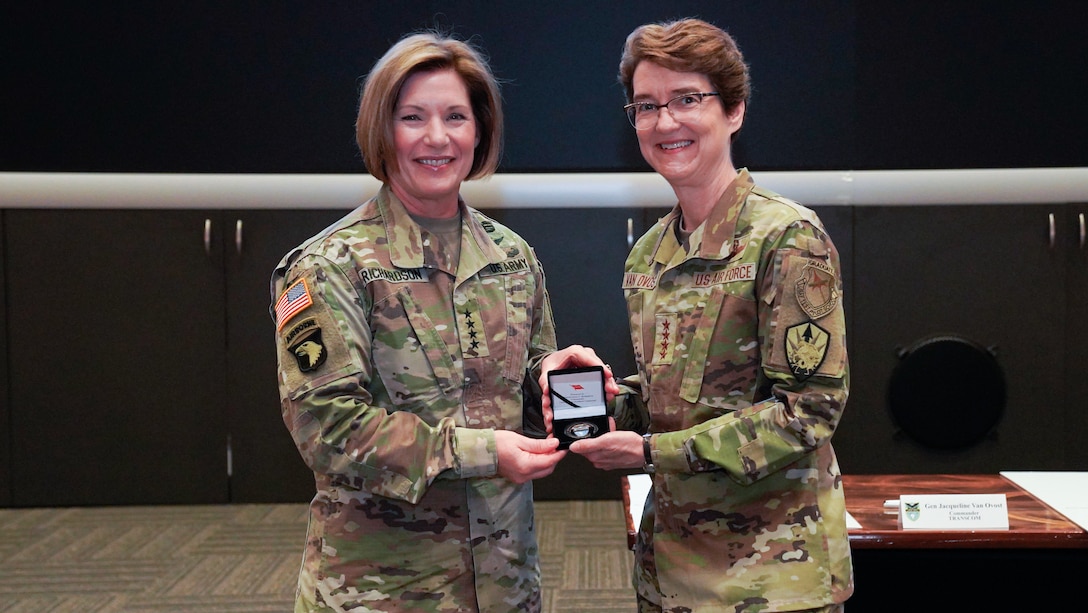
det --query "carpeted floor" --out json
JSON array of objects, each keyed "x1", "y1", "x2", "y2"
[{"x1": 0, "y1": 500, "x2": 635, "y2": 612}]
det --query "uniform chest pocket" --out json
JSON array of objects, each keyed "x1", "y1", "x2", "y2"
[
  {"x1": 371, "y1": 285, "x2": 460, "y2": 408},
  {"x1": 679, "y1": 284, "x2": 761, "y2": 407}
]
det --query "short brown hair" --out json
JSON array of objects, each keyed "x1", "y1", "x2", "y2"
[
  {"x1": 356, "y1": 31, "x2": 503, "y2": 182},
  {"x1": 618, "y1": 18, "x2": 750, "y2": 137}
]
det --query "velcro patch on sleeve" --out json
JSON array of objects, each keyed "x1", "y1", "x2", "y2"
[
  {"x1": 276, "y1": 278, "x2": 358, "y2": 399},
  {"x1": 767, "y1": 254, "x2": 846, "y2": 379}
]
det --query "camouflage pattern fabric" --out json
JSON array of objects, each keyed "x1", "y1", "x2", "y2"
[
  {"x1": 270, "y1": 185, "x2": 557, "y2": 612},
  {"x1": 616, "y1": 169, "x2": 854, "y2": 612}
]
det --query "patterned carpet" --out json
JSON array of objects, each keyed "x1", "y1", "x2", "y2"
[{"x1": 0, "y1": 500, "x2": 635, "y2": 612}]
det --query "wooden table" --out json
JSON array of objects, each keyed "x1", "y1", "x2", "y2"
[
  {"x1": 623, "y1": 473, "x2": 1087, "y2": 609},
  {"x1": 844, "y1": 474, "x2": 1086, "y2": 608},
  {"x1": 624, "y1": 473, "x2": 1088, "y2": 549},
  {"x1": 843, "y1": 473, "x2": 1088, "y2": 549}
]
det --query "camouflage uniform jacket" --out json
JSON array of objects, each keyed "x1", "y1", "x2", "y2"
[
  {"x1": 617, "y1": 169, "x2": 854, "y2": 612},
  {"x1": 270, "y1": 185, "x2": 557, "y2": 613}
]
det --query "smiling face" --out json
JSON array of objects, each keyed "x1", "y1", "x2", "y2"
[
  {"x1": 631, "y1": 61, "x2": 743, "y2": 190},
  {"x1": 388, "y1": 68, "x2": 479, "y2": 218}
]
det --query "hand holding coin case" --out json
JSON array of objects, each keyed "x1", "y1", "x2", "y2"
[{"x1": 548, "y1": 365, "x2": 609, "y2": 449}]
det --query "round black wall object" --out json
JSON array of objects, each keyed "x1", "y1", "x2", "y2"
[{"x1": 886, "y1": 335, "x2": 1006, "y2": 450}]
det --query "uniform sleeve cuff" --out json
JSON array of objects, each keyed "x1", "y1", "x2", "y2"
[
  {"x1": 651, "y1": 431, "x2": 691, "y2": 473},
  {"x1": 453, "y1": 427, "x2": 498, "y2": 478}
]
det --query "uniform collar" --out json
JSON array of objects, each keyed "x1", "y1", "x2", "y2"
[
  {"x1": 652, "y1": 168, "x2": 754, "y2": 265},
  {"x1": 375, "y1": 184, "x2": 508, "y2": 273}
]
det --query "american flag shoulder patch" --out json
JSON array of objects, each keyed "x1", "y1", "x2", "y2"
[{"x1": 275, "y1": 278, "x2": 313, "y2": 331}]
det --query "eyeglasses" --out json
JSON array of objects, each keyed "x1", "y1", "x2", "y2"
[{"x1": 623, "y1": 92, "x2": 721, "y2": 130}]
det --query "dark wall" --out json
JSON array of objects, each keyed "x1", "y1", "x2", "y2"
[{"x1": 3, "y1": 1, "x2": 1086, "y2": 174}]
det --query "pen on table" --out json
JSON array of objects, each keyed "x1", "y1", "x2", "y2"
[{"x1": 883, "y1": 499, "x2": 899, "y2": 508}]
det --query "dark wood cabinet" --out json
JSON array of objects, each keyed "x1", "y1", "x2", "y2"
[
  {"x1": 840, "y1": 204, "x2": 1073, "y2": 474},
  {"x1": 2, "y1": 208, "x2": 344, "y2": 506},
  {"x1": 5, "y1": 209, "x2": 229, "y2": 505},
  {"x1": 1064, "y1": 204, "x2": 1088, "y2": 468},
  {"x1": 0, "y1": 212, "x2": 9, "y2": 506}
]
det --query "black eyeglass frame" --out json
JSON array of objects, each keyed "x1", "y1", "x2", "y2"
[{"x1": 623, "y1": 92, "x2": 721, "y2": 129}]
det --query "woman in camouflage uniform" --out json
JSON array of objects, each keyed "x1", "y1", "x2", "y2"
[
  {"x1": 570, "y1": 18, "x2": 854, "y2": 613},
  {"x1": 270, "y1": 31, "x2": 606, "y2": 613}
]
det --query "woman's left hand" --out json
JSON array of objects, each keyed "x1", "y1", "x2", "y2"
[{"x1": 567, "y1": 418, "x2": 645, "y2": 471}]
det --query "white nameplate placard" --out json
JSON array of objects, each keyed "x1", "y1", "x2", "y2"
[{"x1": 898, "y1": 494, "x2": 1009, "y2": 530}]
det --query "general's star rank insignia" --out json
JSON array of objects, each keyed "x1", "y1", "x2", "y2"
[
  {"x1": 785, "y1": 320, "x2": 829, "y2": 381},
  {"x1": 456, "y1": 297, "x2": 490, "y2": 358},
  {"x1": 653, "y1": 313, "x2": 678, "y2": 365}
]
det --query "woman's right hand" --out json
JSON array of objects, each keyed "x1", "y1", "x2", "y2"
[{"x1": 494, "y1": 430, "x2": 566, "y2": 484}]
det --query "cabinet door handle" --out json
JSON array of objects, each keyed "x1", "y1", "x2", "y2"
[
  {"x1": 1080, "y1": 213, "x2": 1085, "y2": 250},
  {"x1": 626, "y1": 217, "x2": 634, "y2": 248},
  {"x1": 1048, "y1": 213, "x2": 1055, "y2": 250},
  {"x1": 235, "y1": 219, "x2": 244, "y2": 255},
  {"x1": 204, "y1": 218, "x2": 212, "y2": 255}
]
